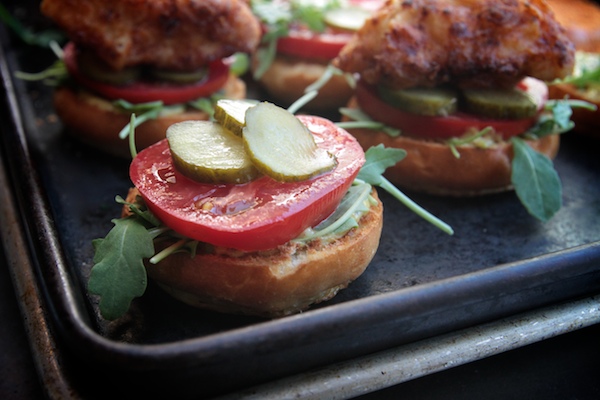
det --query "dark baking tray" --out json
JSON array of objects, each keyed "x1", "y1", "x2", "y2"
[{"x1": 2, "y1": 3, "x2": 600, "y2": 399}]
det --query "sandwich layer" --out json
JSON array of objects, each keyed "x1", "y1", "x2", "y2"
[
  {"x1": 144, "y1": 189, "x2": 383, "y2": 318},
  {"x1": 53, "y1": 74, "x2": 246, "y2": 157},
  {"x1": 343, "y1": 98, "x2": 560, "y2": 196}
]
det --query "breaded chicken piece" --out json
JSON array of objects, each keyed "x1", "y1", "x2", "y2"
[
  {"x1": 334, "y1": 0, "x2": 575, "y2": 89},
  {"x1": 41, "y1": 0, "x2": 261, "y2": 71}
]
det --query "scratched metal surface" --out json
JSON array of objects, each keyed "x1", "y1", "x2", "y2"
[{"x1": 2, "y1": 3, "x2": 600, "y2": 399}]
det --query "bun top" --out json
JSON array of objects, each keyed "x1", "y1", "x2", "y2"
[
  {"x1": 40, "y1": 0, "x2": 261, "y2": 71},
  {"x1": 546, "y1": 0, "x2": 600, "y2": 53}
]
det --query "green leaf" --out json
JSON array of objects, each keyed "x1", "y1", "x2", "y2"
[
  {"x1": 297, "y1": 182, "x2": 373, "y2": 241},
  {"x1": 88, "y1": 218, "x2": 155, "y2": 320},
  {"x1": 252, "y1": 37, "x2": 278, "y2": 79},
  {"x1": 511, "y1": 137, "x2": 562, "y2": 222},
  {"x1": 0, "y1": 3, "x2": 65, "y2": 48},
  {"x1": 337, "y1": 108, "x2": 401, "y2": 137},
  {"x1": 558, "y1": 52, "x2": 600, "y2": 88},
  {"x1": 356, "y1": 145, "x2": 454, "y2": 235},
  {"x1": 113, "y1": 101, "x2": 164, "y2": 142},
  {"x1": 251, "y1": 0, "x2": 342, "y2": 79},
  {"x1": 357, "y1": 144, "x2": 406, "y2": 185},
  {"x1": 14, "y1": 59, "x2": 67, "y2": 85},
  {"x1": 228, "y1": 52, "x2": 250, "y2": 76},
  {"x1": 188, "y1": 97, "x2": 215, "y2": 116}
]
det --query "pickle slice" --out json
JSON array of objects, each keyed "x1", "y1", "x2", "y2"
[
  {"x1": 324, "y1": 7, "x2": 370, "y2": 32},
  {"x1": 167, "y1": 120, "x2": 260, "y2": 184},
  {"x1": 243, "y1": 102, "x2": 337, "y2": 182},
  {"x1": 77, "y1": 51, "x2": 140, "y2": 85},
  {"x1": 462, "y1": 88, "x2": 538, "y2": 119},
  {"x1": 377, "y1": 86, "x2": 459, "y2": 116},
  {"x1": 213, "y1": 99, "x2": 258, "y2": 136},
  {"x1": 150, "y1": 67, "x2": 207, "y2": 84}
]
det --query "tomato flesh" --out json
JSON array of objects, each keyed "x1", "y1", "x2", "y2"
[
  {"x1": 355, "y1": 79, "x2": 548, "y2": 140},
  {"x1": 276, "y1": 28, "x2": 352, "y2": 60},
  {"x1": 130, "y1": 116, "x2": 365, "y2": 251},
  {"x1": 63, "y1": 42, "x2": 230, "y2": 105}
]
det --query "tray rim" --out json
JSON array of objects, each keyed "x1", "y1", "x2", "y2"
[{"x1": 2, "y1": 20, "x2": 600, "y2": 396}]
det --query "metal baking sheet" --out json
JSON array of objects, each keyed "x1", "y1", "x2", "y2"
[{"x1": 2, "y1": 3, "x2": 600, "y2": 399}]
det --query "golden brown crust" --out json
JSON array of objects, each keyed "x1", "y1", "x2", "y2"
[
  {"x1": 549, "y1": 83, "x2": 600, "y2": 136},
  {"x1": 546, "y1": 0, "x2": 600, "y2": 53},
  {"x1": 41, "y1": 0, "x2": 261, "y2": 71},
  {"x1": 53, "y1": 74, "x2": 246, "y2": 158},
  {"x1": 333, "y1": 0, "x2": 575, "y2": 89},
  {"x1": 144, "y1": 189, "x2": 383, "y2": 318},
  {"x1": 252, "y1": 55, "x2": 355, "y2": 111},
  {"x1": 343, "y1": 97, "x2": 560, "y2": 196}
]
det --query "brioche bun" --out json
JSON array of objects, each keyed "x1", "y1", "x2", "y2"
[
  {"x1": 343, "y1": 98, "x2": 561, "y2": 196},
  {"x1": 546, "y1": 0, "x2": 600, "y2": 53},
  {"x1": 137, "y1": 188, "x2": 383, "y2": 318},
  {"x1": 252, "y1": 55, "x2": 354, "y2": 111},
  {"x1": 53, "y1": 74, "x2": 246, "y2": 158}
]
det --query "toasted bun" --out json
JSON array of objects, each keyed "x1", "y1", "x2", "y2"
[
  {"x1": 546, "y1": 0, "x2": 600, "y2": 53},
  {"x1": 252, "y1": 55, "x2": 354, "y2": 111},
  {"x1": 141, "y1": 189, "x2": 383, "y2": 318},
  {"x1": 53, "y1": 74, "x2": 246, "y2": 158},
  {"x1": 343, "y1": 97, "x2": 561, "y2": 196}
]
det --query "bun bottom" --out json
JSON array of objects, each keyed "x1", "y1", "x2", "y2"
[
  {"x1": 53, "y1": 74, "x2": 246, "y2": 158},
  {"x1": 145, "y1": 189, "x2": 383, "y2": 318},
  {"x1": 253, "y1": 55, "x2": 354, "y2": 112},
  {"x1": 343, "y1": 98, "x2": 560, "y2": 196}
]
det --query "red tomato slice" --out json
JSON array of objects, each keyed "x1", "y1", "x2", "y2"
[
  {"x1": 62, "y1": 42, "x2": 230, "y2": 105},
  {"x1": 130, "y1": 116, "x2": 365, "y2": 252},
  {"x1": 276, "y1": 28, "x2": 352, "y2": 60},
  {"x1": 355, "y1": 78, "x2": 548, "y2": 140}
]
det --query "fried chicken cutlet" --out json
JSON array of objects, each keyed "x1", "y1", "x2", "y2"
[
  {"x1": 334, "y1": 0, "x2": 575, "y2": 89},
  {"x1": 41, "y1": 0, "x2": 261, "y2": 71}
]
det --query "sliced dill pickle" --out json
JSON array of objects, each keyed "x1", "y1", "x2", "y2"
[
  {"x1": 149, "y1": 67, "x2": 207, "y2": 84},
  {"x1": 213, "y1": 99, "x2": 259, "y2": 136},
  {"x1": 167, "y1": 120, "x2": 260, "y2": 184},
  {"x1": 377, "y1": 86, "x2": 459, "y2": 116},
  {"x1": 242, "y1": 102, "x2": 337, "y2": 182},
  {"x1": 324, "y1": 7, "x2": 370, "y2": 32},
  {"x1": 77, "y1": 51, "x2": 140, "y2": 85},
  {"x1": 461, "y1": 88, "x2": 538, "y2": 119}
]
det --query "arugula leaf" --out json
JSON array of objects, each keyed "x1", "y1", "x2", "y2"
[
  {"x1": 357, "y1": 144, "x2": 406, "y2": 184},
  {"x1": 251, "y1": 0, "x2": 343, "y2": 79},
  {"x1": 114, "y1": 100, "x2": 165, "y2": 141},
  {"x1": 338, "y1": 108, "x2": 401, "y2": 137},
  {"x1": 88, "y1": 218, "x2": 155, "y2": 320},
  {"x1": 0, "y1": 3, "x2": 65, "y2": 48},
  {"x1": 14, "y1": 59, "x2": 67, "y2": 85},
  {"x1": 558, "y1": 52, "x2": 600, "y2": 89},
  {"x1": 116, "y1": 194, "x2": 162, "y2": 227},
  {"x1": 510, "y1": 137, "x2": 562, "y2": 222},
  {"x1": 296, "y1": 182, "x2": 373, "y2": 241},
  {"x1": 228, "y1": 52, "x2": 250, "y2": 77},
  {"x1": 357, "y1": 145, "x2": 454, "y2": 235}
]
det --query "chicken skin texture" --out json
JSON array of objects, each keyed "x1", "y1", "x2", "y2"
[
  {"x1": 41, "y1": 0, "x2": 261, "y2": 71},
  {"x1": 334, "y1": 0, "x2": 575, "y2": 89}
]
